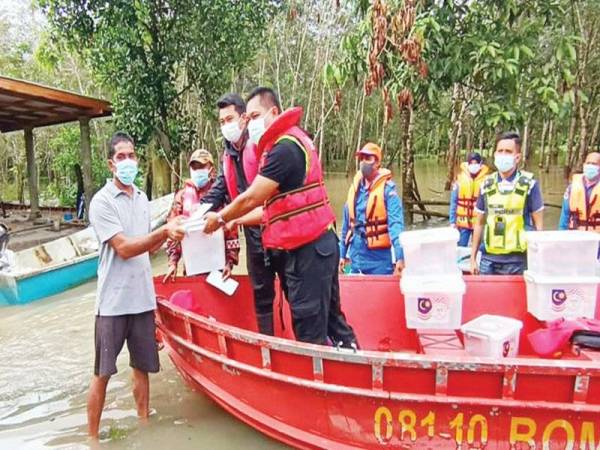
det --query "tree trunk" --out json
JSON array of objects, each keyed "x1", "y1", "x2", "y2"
[
  {"x1": 445, "y1": 83, "x2": 465, "y2": 190},
  {"x1": 589, "y1": 108, "x2": 600, "y2": 153},
  {"x1": 79, "y1": 118, "x2": 93, "y2": 221},
  {"x1": 566, "y1": 95, "x2": 579, "y2": 175},
  {"x1": 24, "y1": 127, "x2": 40, "y2": 219},
  {"x1": 522, "y1": 120, "x2": 530, "y2": 169},
  {"x1": 544, "y1": 120, "x2": 554, "y2": 173},
  {"x1": 576, "y1": 100, "x2": 589, "y2": 171},
  {"x1": 401, "y1": 106, "x2": 428, "y2": 225},
  {"x1": 539, "y1": 120, "x2": 548, "y2": 169}
]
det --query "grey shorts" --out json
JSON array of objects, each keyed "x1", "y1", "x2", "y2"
[{"x1": 94, "y1": 310, "x2": 160, "y2": 377}]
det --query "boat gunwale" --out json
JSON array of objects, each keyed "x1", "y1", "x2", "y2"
[
  {"x1": 157, "y1": 296, "x2": 600, "y2": 375},
  {"x1": 157, "y1": 309, "x2": 600, "y2": 413},
  {"x1": 0, "y1": 251, "x2": 99, "y2": 281}
]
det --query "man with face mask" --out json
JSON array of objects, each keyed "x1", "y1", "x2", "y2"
[
  {"x1": 449, "y1": 152, "x2": 490, "y2": 246},
  {"x1": 339, "y1": 142, "x2": 404, "y2": 275},
  {"x1": 201, "y1": 93, "x2": 287, "y2": 336},
  {"x1": 87, "y1": 132, "x2": 185, "y2": 439},
  {"x1": 163, "y1": 149, "x2": 240, "y2": 282},
  {"x1": 470, "y1": 131, "x2": 544, "y2": 275},
  {"x1": 203, "y1": 87, "x2": 357, "y2": 348},
  {"x1": 559, "y1": 152, "x2": 600, "y2": 236}
]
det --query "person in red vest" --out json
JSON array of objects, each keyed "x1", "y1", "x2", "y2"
[
  {"x1": 163, "y1": 149, "x2": 240, "y2": 282},
  {"x1": 204, "y1": 87, "x2": 357, "y2": 348},
  {"x1": 202, "y1": 93, "x2": 287, "y2": 336}
]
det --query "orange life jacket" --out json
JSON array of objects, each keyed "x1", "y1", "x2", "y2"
[
  {"x1": 258, "y1": 107, "x2": 336, "y2": 250},
  {"x1": 568, "y1": 174, "x2": 600, "y2": 231},
  {"x1": 345, "y1": 169, "x2": 392, "y2": 250},
  {"x1": 455, "y1": 162, "x2": 489, "y2": 229}
]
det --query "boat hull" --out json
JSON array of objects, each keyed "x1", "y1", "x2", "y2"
[
  {"x1": 0, "y1": 254, "x2": 98, "y2": 306},
  {"x1": 155, "y1": 275, "x2": 600, "y2": 449}
]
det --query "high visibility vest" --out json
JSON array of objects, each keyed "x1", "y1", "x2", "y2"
[
  {"x1": 568, "y1": 174, "x2": 600, "y2": 231},
  {"x1": 481, "y1": 171, "x2": 534, "y2": 254},
  {"x1": 222, "y1": 140, "x2": 259, "y2": 200},
  {"x1": 258, "y1": 107, "x2": 336, "y2": 250},
  {"x1": 455, "y1": 162, "x2": 489, "y2": 230},
  {"x1": 345, "y1": 169, "x2": 392, "y2": 249}
]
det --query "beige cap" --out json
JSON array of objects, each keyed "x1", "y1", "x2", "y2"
[{"x1": 189, "y1": 149, "x2": 214, "y2": 166}]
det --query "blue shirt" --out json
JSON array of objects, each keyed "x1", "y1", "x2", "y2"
[
  {"x1": 449, "y1": 182, "x2": 459, "y2": 225},
  {"x1": 558, "y1": 180, "x2": 599, "y2": 230},
  {"x1": 339, "y1": 177, "x2": 404, "y2": 273},
  {"x1": 474, "y1": 170, "x2": 544, "y2": 263}
]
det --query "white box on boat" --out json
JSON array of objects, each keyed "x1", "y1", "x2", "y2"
[
  {"x1": 400, "y1": 274, "x2": 465, "y2": 329},
  {"x1": 524, "y1": 271, "x2": 599, "y2": 321},
  {"x1": 460, "y1": 314, "x2": 523, "y2": 358},
  {"x1": 400, "y1": 227, "x2": 461, "y2": 277},
  {"x1": 525, "y1": 230, "x2": 600, "y2": 278}
]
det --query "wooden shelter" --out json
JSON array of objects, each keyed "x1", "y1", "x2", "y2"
[{"x1": 0, "y1": 76, "x2": 112, "y2": 219}]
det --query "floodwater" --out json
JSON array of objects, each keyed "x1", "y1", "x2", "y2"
[{"x1": 0, "y1": 162, "x2": 567, "y2": 449}]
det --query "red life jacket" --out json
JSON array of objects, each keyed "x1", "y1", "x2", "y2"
[
  {"x1": 258, "y1": 107, "x2": 336, "y2": 250},
  {"x1": 181, "y1": 180, "x2": 201, "y2": 217},
  {"x1": 222, "y1": 140, "x2": 259, "y2": 200}
]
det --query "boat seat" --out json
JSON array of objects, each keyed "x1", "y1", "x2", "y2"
[
  {"x1": 579, "y1": 348, "x2": 600, "y2": 361},
  {"x1": 416, "y1": 329, "x2": 469, "y2": 356}
]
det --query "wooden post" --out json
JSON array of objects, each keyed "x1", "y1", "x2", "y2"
[
  {"x1": 24, "y1": 127, "x2": 40, "y2": 220},
  {"x1": 79, "y1": 117, "x2": 93, "y2": 221}
]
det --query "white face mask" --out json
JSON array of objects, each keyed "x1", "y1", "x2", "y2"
[
  {"x1": 248, "y1": 117, "x2": 266, "y2": 145},
  {"x1": 467, "y1": 163, "x2": 481, "y2": 175},
  {"x1": 221, "y1": 121, "x2": 243, "y2": 143}
]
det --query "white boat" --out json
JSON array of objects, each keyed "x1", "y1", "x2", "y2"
[{"x1": 0, "y1": 193, "x2": 174, "y2": 306}]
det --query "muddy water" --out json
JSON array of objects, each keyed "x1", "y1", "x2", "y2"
[{"x1": 0, "y1": 162, "x2": 567, "y2": 449}]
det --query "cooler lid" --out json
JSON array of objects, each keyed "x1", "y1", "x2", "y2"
[
  {"x1": 523, "y1": 270, "x2": 600, "y2": 284},
  {"x1": 460, "y1": 314, "x2": 523, "y2": 340},
  {"x1": 525, "y1": 230, "x2": 600, "y2": 244},
  {"x1": 400, "y1": 227, "x2": 459, "y2": 247},
  {"x1": 400, "y1": 274, "x2": 466, "y2": 295}
]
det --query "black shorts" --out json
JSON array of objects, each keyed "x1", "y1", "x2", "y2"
[{"x1": 94, "y1": 310, "x2": 160, "y2": 377}]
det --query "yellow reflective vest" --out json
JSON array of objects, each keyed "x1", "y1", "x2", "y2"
[{"x1": 481, "y1": 171, "x2": 534, "y2": 254}]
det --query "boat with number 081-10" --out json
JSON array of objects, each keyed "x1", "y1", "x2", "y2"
[{"x1": 154, "y1": 274, "x2": 600, "y2": 449}]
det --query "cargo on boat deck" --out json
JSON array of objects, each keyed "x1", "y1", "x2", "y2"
[{"x1": 461, "y1": 314, "x2": 523, "y2": 358}]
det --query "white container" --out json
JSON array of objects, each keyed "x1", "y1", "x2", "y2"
[
  {"x1": 461, "y1": 314, "x2": 523, "y2": 358},
  {"x1": 526, "y1": 230, "x2": 600, "y2": 278},
  {"x1": 524, "y1": 271, "x2": 599, "y2": 321},
  {"x1": 400, "y1": 275, "x2": 465, "y2": 329},
  {"x1": 181, "y1": 226, "x2": 226, "y2": 275},
  {"x1": 400, "y1": 227, "x2": 461, "y2": 277}
]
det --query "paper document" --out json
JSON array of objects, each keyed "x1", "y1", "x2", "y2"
[{"x1": 206, "y1": 270, "x2": 239, "y2": 296}]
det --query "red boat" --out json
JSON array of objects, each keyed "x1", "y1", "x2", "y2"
[{"x1": 154, "y1": 274, "x2": 600, "y2": 449}]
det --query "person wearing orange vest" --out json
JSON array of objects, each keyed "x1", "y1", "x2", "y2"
[
  {"x1": 204, "y1": 87, "x2": 357, "y2": 348},
  {"x1": 559, "y1": 152, "x2": 600, "y2": 236},
  {"x1": 339, "y1": 142, "x2": 404, "y2": 275},
  {"x1": 449, "y1": 152, "x2": 489, "y2": 246},
  {"x1": 163, "y1": 149, "x2": 240, "y2": 282}
]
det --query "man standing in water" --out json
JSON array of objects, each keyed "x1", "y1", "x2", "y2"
[
  {"x1": 470, "y1": 132, "x2": 544, "y2": 275},
  {"x1": 87, "y1": 132, "x2": 184, "y2": 439}
]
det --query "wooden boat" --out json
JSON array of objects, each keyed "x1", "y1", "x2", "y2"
[
  {"x1": 0, "y1": 193, "x2": 174, "y2": 305},
  {"x1": 155, "y1": 274, "x2": 600, "y2": 449}
]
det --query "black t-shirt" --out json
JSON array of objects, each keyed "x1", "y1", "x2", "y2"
[{"x1": 259, "y1": 139, "x2": 306, "y2": 193}]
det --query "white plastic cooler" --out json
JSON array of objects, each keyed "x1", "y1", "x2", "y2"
[
  {"x1": 400, "y1": 275, "x2": 465, "y2": 329},
  {"x1": 524, "y1": 271, "x2": 599, "y2": 321},
  {"x1": 461, "y1": 314, "x2": 523, "y2": 358},
  {"x1": 525, "y1": 230, "x2": 600, "y2": 277},
  {"x1": 400, "y1": 227, "x2": 461, "y2": 276}
]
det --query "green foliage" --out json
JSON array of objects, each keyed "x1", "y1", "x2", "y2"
[{"x1": 39, "y1": 0, "x2": 281, "y2": 157}]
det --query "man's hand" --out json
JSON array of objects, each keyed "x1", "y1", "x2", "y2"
[
  {"x1": 470, "y1": 256, "x2": 480, "y2": 275},
  {"x1": 339, "y1": 258, "x2": 349, "y2": 274},
  {"x1": 393, "y1": 260, "x2": 405, "y2": 276},
  {"x1": 204, "y1": 212, "x2": 222, "y2": 234},
  {"x1": 162, "y1": 263, "x2": 177, "y2": 284},
  {"x1": 224, "y1": 219, "x2": 238, "y2": 233},
  {"x1": 165, "y1": 217, "x2": 185, "y2": 241},
  {"x1": 222, "y1": 263, "x2": 233, "y2": 280}
]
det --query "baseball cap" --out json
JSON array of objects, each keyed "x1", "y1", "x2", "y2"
[
  {"x1": 356, "y1": 142, "x2": 382, "y2": 161},
  {"x1": 189, "y1": 149, "x2": 214, "y2": 166},
  {"x1": 466, "y1": 152, "x2": 482, "y2": 164}
]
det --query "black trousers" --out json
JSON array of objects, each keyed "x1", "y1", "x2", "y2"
[
  {"x1": 247, "y1": 248, "x2": 288, "y2": 334},
  {"x1": 285, "y1": 230, "x2": 357, "y2": 347}
]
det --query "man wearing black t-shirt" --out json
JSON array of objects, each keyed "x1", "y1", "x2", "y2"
[{"x1": 204, "y1": 87, "x2": 357, "y2": 348}]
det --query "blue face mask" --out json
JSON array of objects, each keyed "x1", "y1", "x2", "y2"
[
  {"x1": 114, "y1": 159, "x2": 138, "y2": 186},
  {"x1": 583, "y1": 163, "x2": 600, "y2": 181},
  {"x1": 494, "y1": 153, "x2": 516, "y2": 173},
  {"x1": 191, "y1": 169, "x2": 210, "y2": 188}
]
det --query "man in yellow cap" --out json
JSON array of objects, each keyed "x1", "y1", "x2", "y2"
[
  {"x1": 163, "y1": 149, "x2": 240, "y2": 282},
  {"x1": 339, "y1": 142, "x2": 405, "y2": 275}
]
